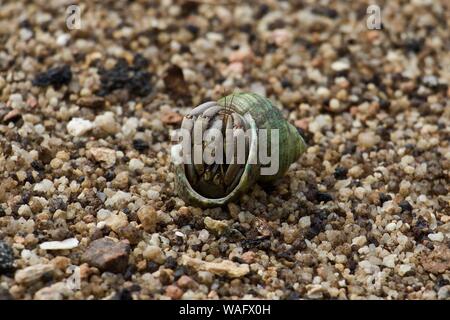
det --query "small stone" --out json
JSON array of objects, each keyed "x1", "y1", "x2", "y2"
[
  {"x1": 129, "y1": 158, "x2": 145, "y2": 171},
  {"x1": 105, "y1": 190, "x2": 131, "y2": 209},
  {"x1": 67, "y1": 118, "x2": 93, "y2": 137},
  {"x1": 161, "y1": 111, "x2": 183, "y2": 125},
  {"x1": 147, "y1": 190, "x2": 160, "y2": 200},
  {"x1": 227, "y1": 203, "x2": 240, "y2": 219},
  {"x1": 428, "y1": 232, "x2": 444, "y2": 242},
  {"x1": 112, "y1": 171, "x2": 129, "y2": 189},
  {"x1": 331, "y1": 59, "x2": 350, "y2": 72},
  {"x1": 0, "y1": 241, "x2": 14, "y2": 273},
  {"x1": 18, "y1": 204, "x2": 32, "y2": 217},
  {"x1": 422, "y1": 245, "x2": 450, "y2": 274},
  {"x1": 181, "y1": 255, "x2": 249, "y2": 278},
  {"x1": 33, "y1": 179, "x2": 54, "y2": 193},
  {"x1": 383, "y1": 254, "x2": 396, "y2": 268},
  {"x1": 15, "y1": 264, "x2": 55, "y2": 284},
  {"x1": 97, "y1": 209, "x2": 113, "y2": 221},
  {"x1": 177, "y1": 275, "x2": 193, "y2": 288},
  {"x1": 34, "y1": 282, "x2": 70, "y2": 300},
  {"x1": 88, "y1": 147, "x2": 116, "y2": 167},
  {"x1": 77, "y1": 96, "x2": 105, "y2": 108},
  {"x1": 137, "y1": 205, "x2": 157, "y2": 232},
  {"x1": 32, "y1": 65, "x2": 72, "y2": 89},
  {"x1": 241, "y1": 251, "x2": 256, "y2": 264},
  {"x1": 40, "y1": 238, "x2": 79, "y2": 250},
  {"x1": 56, "y1": 34, "x2": 70, "y2": 46},
  {"x1": 143, "y1": 245, "x2": 164, "y2": 264},
  {"x1": 198, "y1": 229, "x2": 209, "y2": 242},
  {"x1": 82, "y1": 237, "x2": 130, "y2": 273},
  {"x1": 351, "y1": 235, "x2": 367, "y2": 247},
  {"x1": 204, "y1": 217, "x2": 228, "y2": 235},
  {"x1": 299, "y1": 216, "x2": 311, "y2": 228},
  {"x1": 385, "y1": 222, "x2": 397, "y2": 232},
  {"x1": 358, "y1": 131, "x2": 380, "y2": 148},
  {"x1": 117, "y1": 224, "x2": 142, "y2": 245},
  {"x1": 104, "y1": 212, "x2": 128, "y2": 233},
  {"x1": 94, "y1": 112, "x2": 120, "y2": 135},
  {"x1": 398, "y1": 264, "x2": 412, "y2": 276},
  {"x1": 165, "y1": 285, "x2": 183, "y2": 299}
]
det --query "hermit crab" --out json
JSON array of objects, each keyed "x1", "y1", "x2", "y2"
[{"x1": 171, "y1": 92, "x2": 306, "y2": 207}]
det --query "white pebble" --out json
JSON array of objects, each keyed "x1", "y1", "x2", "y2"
[
  {"x1": 299, "y1": 216, "x2": 311, "y2": 228},
  {"x1": 67, "y1": 118, "x2": 93, "y2": 137},
  {"x1": 331, "y1": 59, "x2": 350, "y2": 72},
  {"x1": 198, "y1": 229, "x2": 210, "y2": 242},
  {"x1": 129, "y1": 158, "x2": 145, "y2": 171},
  {"x1": 40, "y1": 238, "x2": 79, "y2": 250},
  {"x1": 382, "y1": 254, "x2": 396, "y2": 268},
  {"x1": 351, "y1": 235, "x2": 367, "y2": 247},
  {"x1": 428, "y1": 232, "x2": 444, "y2": 242},
  {"x1": 147, "y1": 190, "x2": 160, "y2": 200},
  {"x1": 33, "y1": 179, "x2": 54, "y2": 193},
  {"x1": 97, "y1": 209, "x2": 113, "y2": 221},
  {"x1": 385, "y1": 222, "x2": 397, "y2": 232},
  {"x1": 398, "y1": 264, "x2": 412, "y2": 276}
]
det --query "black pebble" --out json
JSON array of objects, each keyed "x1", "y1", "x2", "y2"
[
  {"x1": 311, "y1": 6, "x2": 339, "y2": 19},
  {"x1": 97, "y1": 57, "x2": 152, "y2": 97},
  {"x1": 164, "y1": 256, "x2": 178, "y2": 269},
  {"x1": 147, "y1": 261, "x2": 159, "y2": 273},
  {"x1": 379, "y1": 193, "x2": 392, "y2": 205},
  {"x1": 32, "y1": 65, "x2": 72, "y2": 89},
  {"x1": 31, "y1": 160, "x2": 45, "y2": 171},
  {"x1": 399, "y1": 200, "x2": 413, "y2": 213},
  {"x1": 316, "y1": 192, "x2": 333, "y2": 203},
  {"x1": 0, "y1": 241, "x2": 14, "y2": 274},
  {"x1": 334, "y1": 166, "x2": 348, "y2": 180}
]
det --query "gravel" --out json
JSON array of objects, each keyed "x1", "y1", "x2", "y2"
[{"x1": 0, "y1": 0, "x2": 448, "y2": 300}]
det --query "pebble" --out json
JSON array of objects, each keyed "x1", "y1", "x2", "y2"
[
  {"x1": 67, "y1": 118, "x2": 94, "y2": 137},
  {"x1": 398, "y1": 264, "x2": 412, "y2": 276},
  {"x1": 94, "y1": 112, "x2": 120, "y2": 135},
  {"x1": 299, "y1": 216, "x2": 311, "y2": 228},
  {"x1": 165, "y1": 285, "x2": 183, "y2": 299},
  {"x1": 137, "y1": 205, "x2": 157, "y2": 232},
  {"x1": 357, "y1": 132, "x2": 380, "y2": 148},
  {"x1": 428, "y1": 232, "x2": 444, "y2": 242},
  {"x1": 104, "y1": 191, "x2": 132, "y2": 208},
  {"x1": 104, "y1": 212, "x2": 128, "y2": 233},
  {"x1": 0, "y1": 241, "x2": 14, "y2": 273},
  {"x1": 198, "y1": 229, "x2": 210, "y2": 242},
  {"x1": 88, "y1": 147, "x2": 117, "y2": 167},
  {"x1": 129, "y1": 158, "x2": 145, "y2": 171},
  {"x1": 181, "y1": 255, "x2": 249, "y2": 278},
  {"x1": 147, "y1": 190, "x2": 160, "y2": 200},
  {"x1": 34, "y1": 282, "x2": 71, "y2": 300},
  {"x1": 33, "y1": 179, "x2": 54, "y2": 193},
  {"x1": 383, "y1": 254, "x2": 396, "y2": 268},
  {"x1": 351, "y1": 236, "x2": 367, "y2": 247},
  {"x1": 331, "y1": 59, "x2": 350, "y2": 72},
  {"x1": 40, "y1": 238, "x2": 79, "y2": 250},
  {"x1": 82, "y1": 237, "x2": 130, "y2": 273},
  {"x1": 385, "y1": 222, "x2": 397, "y2": 232},
  {"x1": 15, "y1": 264, "x2": 55, "y2": 284},
  {"x1": 204, "y1": 217, "x2": 228, "y2": 235},
  {"x1": 142, "y1": 245, "x2": 165, "y2": 263}
]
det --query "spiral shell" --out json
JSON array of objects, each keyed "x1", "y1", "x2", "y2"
[{"x1": 172, "y1": 92, "x2": 306, "y2": 207}]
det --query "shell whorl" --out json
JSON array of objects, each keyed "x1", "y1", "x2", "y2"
[{"x1": 173, "y1": 92, "x2": 306, "y2": 207}]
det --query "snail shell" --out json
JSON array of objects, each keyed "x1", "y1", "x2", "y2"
[{"x1": 172, "y1": 92, "x2": 306, "y2": 208}]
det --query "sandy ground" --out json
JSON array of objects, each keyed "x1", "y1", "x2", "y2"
[{"x1": 0, "y1": 0, "x2": 449, "y2": 300}]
